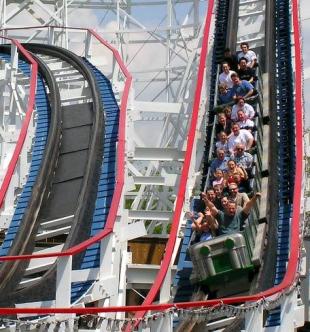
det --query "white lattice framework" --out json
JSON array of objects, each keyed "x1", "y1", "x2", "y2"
[
  {"x1": 0, "y1": 0, "x2": 209, "y2": 227},
  {"x1": 0, "y1": 0, "x2": 211, "y2": 317}
]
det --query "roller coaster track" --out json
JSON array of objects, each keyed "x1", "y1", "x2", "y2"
[
  {"x1": 0, "y1": 0, "x2": 304, "y2": 331},
  {"x1": 0, "y1": 45, "x2": 64, "y2": 302},
  {"x1": 126, "y1": 0, "x2": 304, "y2": 330},
  {"x1": 0, "y1": 27, "x2": 131, "y2": 313},
  {"x1": 0, "y1": 42, "x2": 107, "y2": 303}
]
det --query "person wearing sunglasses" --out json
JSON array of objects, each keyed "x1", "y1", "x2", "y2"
[
  {"x1": 233, "y1": 143, "x2": 254, "y2": 173},
  {"x1": 227, "y1": 183, "x2": 249, "y2": 208}
]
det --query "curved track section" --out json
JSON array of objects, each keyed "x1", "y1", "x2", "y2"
[
  {"x1": 0, "y1": 44, "x2": 104, "y2": 305},
  {"x1": 71, "y1": 58, "x2": 120, "y2": 304},
  {"x1": 0, "y1": 48, "x2": 62, "y2": 299}
]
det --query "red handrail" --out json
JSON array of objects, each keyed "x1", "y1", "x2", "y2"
[
  {"x1": 0, "y1": 39, "x2": 37, "y2": 208},
  {"x1": 0, "y1": 27, "x2": 132, "y2": 261}
]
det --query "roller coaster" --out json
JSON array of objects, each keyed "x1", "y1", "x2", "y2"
[{"x1": 0, "y1": 0, "x2": 306, "y2": 331}]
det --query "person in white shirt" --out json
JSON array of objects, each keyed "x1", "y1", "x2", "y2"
[
  {"x1": 236, "y1": 110, "x2": 255, "y2": 131},
  {"x1": 231, "y1": 97, "x2": 255, "y2": 121},
  {"x1": 228, "y1": 123, "x2": 254, "y2": 154},
  {"x1": 218, "y1": 62, "x2": 236, "y2": 89},
  {"x1": 237, "y1": 42, "x2": 257, "y2": 68},
  {"x1": 215, "y1": 131, "x2": 230, "y2": 155}
]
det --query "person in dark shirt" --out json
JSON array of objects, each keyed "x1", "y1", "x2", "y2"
[
  {"x1": 218, "y1": 83, "x2": 234, "y2": 105},
  {"x1": 222, "y1": 48, "x2": 239, "y2": 72},
  {"x1": 201, "y1": 188, "x2": 222, "y2": 211},
  {"x1": 215, "y1": 112, "x2": 232, "y2": 137},
  {"x1": 213, "y1": 184, "x2": 226, "y2": 209},
  {"x1": 206, "y1": 188, "x2": 216, "y2": 203},
  {"x1": 224, "y1": 106, "x2": 233, "y2": 122},
  {"x1": 202, "y1": 192, "x2": 261, "y2": 235},
  {"x1": 237, "y1": 57, "x2": 257, "y2": 83}
]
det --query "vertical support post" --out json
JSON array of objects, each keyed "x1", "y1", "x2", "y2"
[
  {"x1": 0, "y1": 60, "x2": 11, "y2": 214},
  {"x1": 0, "y1": 51, "x2": 6, "y2": 152},
  {"x1": 0, "y1": 0, "x2": 6, "y2": 35},
  {"x1": 10, "y1": 43, "x2": 18, "y2": 86},
  {"x1": 188, "y1": 100, "x2": 198, "y2": 197},
  {"x1": 115, "y1": 249, "x2": 127, "y2": 321},
  {"x1": 280, "y1": 291, "x2": 304, "y2": 331},
  {"x1": 56, "y1": 255, "x2": 72, "y2": 308},
  {"x1": 100, "y1": 234, "x2": 113, "y2": 276},
  {"x1": 193, "y1": 0, "x2": 199, "y2": 35},
  {"x1": 85, "y1": 30, "x2": 92, "y2": 59},
  {"x1": 121, "y1": 0, "x2": 130, "y2": 70},
  {"x1": 63, "y1": 0, "x2": 68, "y2": 49},
  {"x1": 300, "y1": 241, "x2": 309, "y2": 321},
  {"x1": 150, "y1": 313, "x2": 173, "y2": 332},
  {"x1": 115, "y1": 0, "x2": 121, "y2": 81},
  {"x1": 98, "y1": 232, "x2": 120, "y2": 330},
  {"x1": 55, "y1": 0, "x2": 68, "y2": 48},
  {"x1": 156, "y1": 262, "x2": 172, "y2": 331},
  {"x1": 166, "y1": 0, "x2": 172, "y2": 102},
  {"x1": 48, "y1": 26, "x2": 55, "y2": 45},
  {"x1": 9, "y1": 43, "x2": 18, "y2": 130},
  {"x1": 112, "y1": 58, "x2": 119, "y2": 88},
  {"x1": 116, "y1": 0, "x2": 120, "y2": 34},
  {"x1": 160, "y1": 266, "x2": 171, "y2": 303},
  {"x1": 244, "y1": 304, "x2": 263, "y2": 332},
  {"x1": 56, "y1": 255, "x2": 74, "y2": 323}
]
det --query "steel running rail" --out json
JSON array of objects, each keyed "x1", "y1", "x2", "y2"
[
  {"x1": 0, "y1": 27, "x2": 132, "y2": 263},
  {"x1": 0, "y1": 0, "x2": 303, "y2": 322},
  {"x1": 0, "y1": 38, "x2": 37, "y2": 208}
]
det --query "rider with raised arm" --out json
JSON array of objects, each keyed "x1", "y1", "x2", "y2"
[{"x1": 201, "y1": 192, "x2": 261, "y2": 235}]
